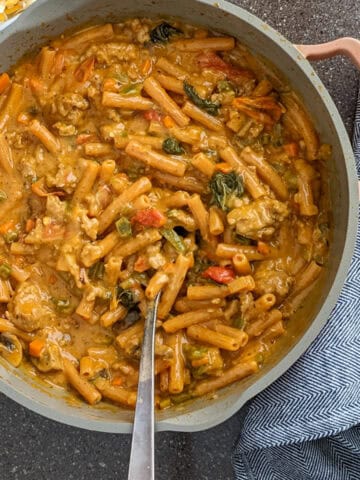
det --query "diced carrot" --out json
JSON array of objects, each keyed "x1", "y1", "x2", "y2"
[
  {"x1": 17, "y1": 112, "x2": 31, "y2": 125},
  {"x1": 76, "y1": 133, "x2": 99, "y2": 145},
  {"x1": 215, "y1": 162, "x2": 233, "y2": 173},
  {"x1": 162, "y1": 115, "x2": 176, "y2": 129},
  {"x1": 103, "y1": 78, "x2": 119, "y2": 92},
  {"x1": 0, "y1": 220, "x2": 15, "y2": 235},
  {"x1": 111, "y1": 377, "x2": 123, "y2": 387},
  {"x1": 283, "y1": 142, "x2": 299, "y2": 158},
  {"x1": 134, "y1": 255, "x2": 150, "y2": 273},
  {"x1": 29, "y1": 338, "x2": 46, "y2": 358},
  {"x1": 25, "y1": 219, "x2": 35, "y2": 233},
  {"x1": 74, "y1": 56, "x2": 95, "y2": 83},
  {"x1": 141, "y1": 58, "x2": 152, "y2": 76},
  {"x1": 257, "y1": 241, "x2": 270, "y2": 255},
  {"x1": 0, "y1": 73, "x2": 11, "y2": 95}
]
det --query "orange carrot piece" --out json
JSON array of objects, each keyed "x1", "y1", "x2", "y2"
[
  {"x1": 0, "y1": 73, "x2": 11, "y2": 95},
  {"x1": 111, "y1": 377, "x2": 123, "y2": 386},
  {"x1": 29, "y1": 338, "x2": 46, "y2": 358},
  {"x1": 0, "y1": 220, "x2": 15, "y2": 235},
  {"x1": 163, "y1": 115, "x2": 176, "y2": 128},
  {"x1": 25, "y1": 219, "x2": 35, "y2": 233},
  {"x1": 257, "y1": 241, "x2": 270, "y2": 255},
  {"x1": 283, "y1": 142, "x2": 299, "y2": 158}
]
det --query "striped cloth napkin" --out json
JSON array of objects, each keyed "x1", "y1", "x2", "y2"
[{"x1": 232, "y1": 91, "x2": 360, "y2": 480}]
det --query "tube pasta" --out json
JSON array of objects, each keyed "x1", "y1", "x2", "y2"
[
  {"x1": 0, "y1": 18, "x2": 329, "y2": 411},
  {"x1": 143, "y1": 76, "x2": 190, "y2": 127},
  {"x1": 125, "y1": 140, "x2": 186, "y2": 177},
  {"x1": 111, "y1": 229, "x2": 162, "y2": 258},
  {"x1": 158, "y1": 254, "x2": 193, "y2": 319},
  {"x1": 98, "y1": 176, "x2": 152, "y2": 234},
  {"x1": 102, "y1": 91, "x2": 154, "y2": 110},
  {"x1": 63, "y1": 358, "x2": 102, "y2": 405},
  {"x1": 182, "y1": 101, "x2": 223, "y2": 131},
  {"x1": 162, "y1": 308, "x2": 224, "y2": 333},
  {"x1": 166, "y1": 333, "x2": 185, "y2": 394},
  {"x1": 187, "y1": 324, "x2": 241, "y2": 351},
  {"x1": 72, "y1": 160, "x2": 100, "y2": 204},
  {"x1": 193, "y1": 360, "x2": 258, "y2": 396},
  {"x1": 219, "y1": 146, "x2": 266, "y2": 199},
  {"x1": 241, "y1": 147, "x2": 288, "y2": 200},
  {"x1": 173, "y1": 37, "x2": 235, "y2": 51},
  {"x1": 29, "y1": 119, "x2": 60, "y2": 153}
]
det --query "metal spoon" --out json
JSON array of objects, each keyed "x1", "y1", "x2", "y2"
[{"x1": 127, "y1": 292, "x2": 161, "y2": 480}]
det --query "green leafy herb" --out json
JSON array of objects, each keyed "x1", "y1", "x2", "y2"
[
  {"x1": 162, "y1": 137, "x2": 184, "y2": 155},
  {"x1": 209, "y1": 171, "x2": 244, "y2": 210},
  {"x1": 0, "y1": 263, "x2": 11, "y2": 280},
  {"x1": 0, "y1": 190, "x2": 7, "y2": 202},
  {"x1": 52, "y1": 298, "x2": 73, "y2": 314},
  {"x1": 234, "y1": 234, "x2": 253, "y2": 246},
  {"x1": 150, "y1": 22, "x2": 182, "y2": 43},
  {"x1": 115, "y1": 217, "x2": 132, "y2": 238},
  {"x1": 88, "y1": 261, "x2": 105, "y2": 280},
  {"x1": 116, "y1": 287, "x2": 138, "y2": 309},
  {"x1": 3, "y1": 231, "x2": 18, "y2": 244},
  {"x1": 161, "y1": 228, "x2": 187, "y2": 253},
  {"x1": 183, "y1": 81, "x2": 220, "y2": 116}
]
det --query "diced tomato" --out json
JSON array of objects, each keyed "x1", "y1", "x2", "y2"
[
  {"x1": 131, "y1": 208, "x2": 167, "y2": 228},
  {"x1": 283, "y1": 142, "x2": 299, "y2": 158},
  {"x1": 197, "y1": 52, "x2": 254, "y2": 83},
  {"x1": 143, "y1": 109, "x2": 162, "y2": 122},
  {"x1": 202, "y1": 266, "x2": 235, "y2": 284}
]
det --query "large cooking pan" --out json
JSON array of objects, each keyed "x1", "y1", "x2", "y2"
[{"x1": 0, "y1": 0, "x2": 358, "y2": 433}]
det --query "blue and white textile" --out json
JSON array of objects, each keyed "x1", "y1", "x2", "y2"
[{"x1": 233, "y1": 91, "x2": 360, "y2": 480}]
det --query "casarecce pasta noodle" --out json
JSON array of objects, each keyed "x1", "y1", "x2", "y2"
[{"x1": 0, "y1": 18, "x2": 331, "y2": 410}]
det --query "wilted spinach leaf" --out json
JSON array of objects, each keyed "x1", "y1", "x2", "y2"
[
  {"x1": 209, "y1": 171, "x2": 244, "y2": 210},
  {"x1": 183, "y1": 81, "x2": 220, "y2": 116},
  {"x1": 150, "y1": 22, "x2": 182, "y2": 43}
]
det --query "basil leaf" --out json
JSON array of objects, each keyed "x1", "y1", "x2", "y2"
[
  {"x1": 162, "y1": 137, "x2": 184, "y2": 155},
  {"x1": 209, "y1": 171, "x2": 244, "y2": 210},
  {"x1": 150, "y1": 22, "x2": 182, "y2": 43},
  {"x1": 183, "y1": 81, "x2": 220, "y2": 116}
]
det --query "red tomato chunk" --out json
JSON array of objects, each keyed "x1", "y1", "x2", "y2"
[
  {"x1": 202, "y1": 266, "x2": 235, "y2": 284},
  {"x1": 131, "y1": 208, "x2": 167, "y2": 228}
]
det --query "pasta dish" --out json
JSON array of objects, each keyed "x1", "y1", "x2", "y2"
[{"x1": 0, "y1": 19, "x2": 330, "y2": 409}]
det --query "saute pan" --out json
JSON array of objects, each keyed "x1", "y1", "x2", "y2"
[{"x1": 0, "y1": 0, "x2": 358, "y2": 433}]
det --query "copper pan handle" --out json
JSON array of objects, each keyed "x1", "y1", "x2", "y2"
[{"x1": 296, "y1": 37, "x2": 360, "y2": 69}]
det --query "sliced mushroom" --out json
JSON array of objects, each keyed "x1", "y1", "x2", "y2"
[
  {"x1": 0, "y1": 333, "x2": 23, "y2": 367},
  {"x1": 31, "y1": 343, "x2": 63, "y2": 372}
]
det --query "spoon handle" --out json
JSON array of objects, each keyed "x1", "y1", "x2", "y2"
[{"x1": 127, "y1": 293, "x2": 161, "y2": 480}]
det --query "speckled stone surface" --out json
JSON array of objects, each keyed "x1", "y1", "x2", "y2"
[{"x1": 0, "y1": 2, "x2": 358, "y2": 479}]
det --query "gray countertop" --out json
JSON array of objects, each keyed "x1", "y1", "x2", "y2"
[{"x1": 0, "y1": 1, "x2": 359, "y2": 479}]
